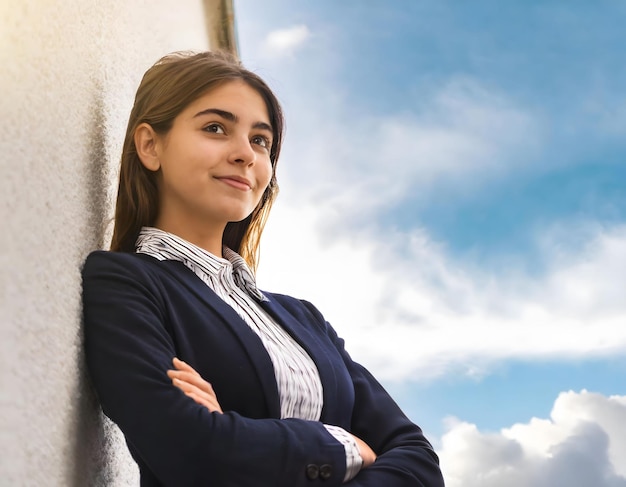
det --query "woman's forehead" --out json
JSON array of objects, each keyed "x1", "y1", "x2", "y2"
[{"x1": 184, "y1": 80, "x2": 271, "y2": 123}]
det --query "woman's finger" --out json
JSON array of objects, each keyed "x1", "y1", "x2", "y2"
[
  {"x1": 167, "y1": 359, "x2": 223, "y2": 413},
  {"x1": 174, "y1": 381, "x2": 222, "y2": 413},
  {"x1": 172, "y1": 378, "x2": 222, "y2": 412},
  {"x1": 167, "y1": 370, "x2": 215, "y2": 394},
  {"x1": 172, "y1": 357, "x2": 201, "y2": 377},
  {"x1": 186, "y1": 392, "x2": 222, "y2": 412},
  {"x1": 172, "y1": 378, "x2": 209, "y2": 397},
  {"x1": 185, "y1": 392, "x2": 223, "y2": 413}
]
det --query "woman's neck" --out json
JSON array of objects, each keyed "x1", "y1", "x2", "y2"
[{"x1": 152, "y1": 217, "x2": 225, "y2": 258}]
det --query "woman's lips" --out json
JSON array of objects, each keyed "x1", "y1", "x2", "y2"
[{"x1": 216, "y1": 176, "x2": 251, "y2": 191}]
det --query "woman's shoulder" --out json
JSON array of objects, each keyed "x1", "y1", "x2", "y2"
[
  {"x1": 84, "y1": 249, "x2": 155, "y2": 268},
  {"x1": 81, "y1": 251, "x2": 179, "y2": 309},
  {"x1": 82, "y1": 250, "x2": 163, "y2": 281}
]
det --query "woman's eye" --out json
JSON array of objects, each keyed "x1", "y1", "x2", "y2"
[
  {"x1": 203, "y1": 123, "x2": 225, "y2": 134},
  {"x1": 251, "y1": 135, "x2": 270, "y2": 148}
]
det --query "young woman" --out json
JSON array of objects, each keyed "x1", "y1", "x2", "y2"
[{"x1": 82, "y1": 51, "x2": 444, "y2": 487}]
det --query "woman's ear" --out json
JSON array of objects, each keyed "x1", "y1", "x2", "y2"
[{"x1": 134, "y1": 123, "x2": 161, "y2": 171}]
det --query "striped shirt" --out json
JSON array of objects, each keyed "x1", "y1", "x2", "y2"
[{"x1": 136, "y1": 227, "x2": 362, "y2": 481}]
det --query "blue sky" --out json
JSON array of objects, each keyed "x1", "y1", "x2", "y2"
[{"x1": 234, "y1": 1, "x2": 626, "y2": 483}]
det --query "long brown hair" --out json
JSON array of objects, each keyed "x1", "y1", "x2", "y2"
[{"x1": 110, "y1": 51, "x2": 284, "y2": 272}]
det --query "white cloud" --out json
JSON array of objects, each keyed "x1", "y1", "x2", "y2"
[
  {"x1": 438, "y1": 390, "x2": 626, "y2": 486},
  {"x1": 261, "y1": 25, "x2": 310, "y2": 58},
  {"x1": 241, "y1": 8, "x2": 626, "y2": 382},
  {"x1": 253, "y1": 70, "x2": 624, "y2": 375},
  {"x1": 258, "y1": 199, "x2": 626, "y2": 381},
  {"x1": 276, "y1": 78, "x2": 541, "y2": 217}
]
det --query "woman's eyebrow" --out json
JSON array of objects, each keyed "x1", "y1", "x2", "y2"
[
  {"x1": 193, "y1": 108, "x2": 272, "y2": 132},
  {"x1": 194, "y1": 108, "x2": 236, "y2": 121}
]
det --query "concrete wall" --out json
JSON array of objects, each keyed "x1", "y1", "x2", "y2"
[{"x1": 0, "y1": 1, "x2": 212, "y2": 484}]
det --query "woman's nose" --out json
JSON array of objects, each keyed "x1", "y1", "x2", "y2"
[{"x1": 228, "y1": 136, "x2": 256, "y2": 165}]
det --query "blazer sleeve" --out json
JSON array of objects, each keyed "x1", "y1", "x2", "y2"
[
  {"x1": 300, "y1": 300, "x2": 445, "y2": 487},
  {"x1": 82, "y1": 251, "x2": 347, "y2": 487}
]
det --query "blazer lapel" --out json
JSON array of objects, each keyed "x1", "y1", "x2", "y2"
[
  {"x1": 259, "y1": 295, "x2": 345, "y2": 422},
  {"x1": 150, "y1": 257, "x2": 281, "y2": 417}
]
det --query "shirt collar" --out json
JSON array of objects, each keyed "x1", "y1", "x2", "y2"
[{"x1": 135, "y1": 226, "x2": 266, "y2": 301}]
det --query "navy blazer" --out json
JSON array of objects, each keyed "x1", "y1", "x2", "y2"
[{"x1": 82, "y1": 251, "x2": 444, "y2": 487}]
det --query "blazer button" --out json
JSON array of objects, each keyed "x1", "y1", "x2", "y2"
[
  {"x1": 306, "y1": 464, "x2": 319, "y2": 480},
  {"x1": 319, "y1": 464, "x2": 333, "y2": 480}
]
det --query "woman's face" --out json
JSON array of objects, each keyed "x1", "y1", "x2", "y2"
[{"x1": 152, "y1": 80, "x2": 274, "y2": 233}]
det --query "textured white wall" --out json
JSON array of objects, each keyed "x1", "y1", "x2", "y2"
[{"x1": 0, "y1": 1, "x2": 210, "y2": 484}]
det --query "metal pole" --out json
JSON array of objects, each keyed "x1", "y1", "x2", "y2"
[{"x1": 203, "y1": 0, "x2": 239, "y2": 57}]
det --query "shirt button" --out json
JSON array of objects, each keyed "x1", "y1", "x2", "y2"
[
  {"x1": 306, "y1": 464, "x2": 320, "y2": 480},
  {"x1": 319, "y1": 464, "x2": 333, "y2": 480}
]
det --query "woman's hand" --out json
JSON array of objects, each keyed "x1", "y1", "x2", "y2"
[
  {"x1": 350, "y1": 433, "x2": 377, "y2": 467},
  {"x1": 167, "y1": 357, "x2": 223, "y2": 413}
]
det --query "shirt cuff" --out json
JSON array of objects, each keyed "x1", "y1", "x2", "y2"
[{"x1": 323, "y1": 424, "x2": 364, "y2": 482}]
